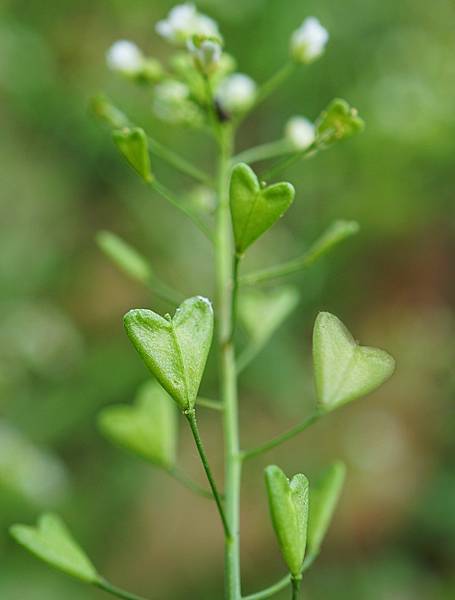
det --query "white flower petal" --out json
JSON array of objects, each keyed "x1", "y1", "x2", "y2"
[
  {"x1": 106, "y1": 40, "x2": 143, "y2": 74},
  {"x1": 155, "y1": 3, "x2": 220, "y2": 45},
  {"x1": 291, "y1": 17, "x2": 329, "y2": 63},
  {"x1": 285, "y1": 116, "x2": 315, "y2": 149},
  {"x1": 216, "y1": 73, "x2": 257, "y2": 113}
]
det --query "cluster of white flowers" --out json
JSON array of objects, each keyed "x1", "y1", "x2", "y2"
[
  {"x1": 105, "y1": 8, "x2": 330, "y2": 125},
  {"x1": 156, "y1": 3, "x2": 220, "y2": 46},
  {"x1": 285, "y1": 116, "x2": 315, "y2": 150},
  {"x1": 106, "y1": 40, "x2": 144, "y2": 75},
  {"x1": 216, "y1": 73, "x2": 257, "y2": 114},
  {"x1": 291, "y1": 17, "x2": 329, "y2": 64}
]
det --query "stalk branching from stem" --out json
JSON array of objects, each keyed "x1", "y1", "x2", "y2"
[{"x1": 186, "y1": 410, "x2": 231, "y2": 538}]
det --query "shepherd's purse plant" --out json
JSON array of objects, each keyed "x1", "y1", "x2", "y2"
[{"x1": 10, "y1": 4, "x2": 395, "y2": 599}]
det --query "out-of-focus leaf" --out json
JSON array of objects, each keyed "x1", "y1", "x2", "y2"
[
  {"x1": 98, "y1": 380, "x2": 177, "y2": 469},
  {"x1": 96, "y1": 230, "x2": 152, "y2": 284},
  {"x1": 0, "y1": 421, "x2": 68, "y2": 506},
  {"x1": 307, "y1": 461, "x2": 346, "y2": 557},
  {"x1": 239, "y1": 286, "x2": 299, "y2": 344},
  {"x1": 10, "y1": 514, "x2": 99, "y2": 584}
]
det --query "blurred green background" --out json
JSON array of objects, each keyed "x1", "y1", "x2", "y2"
[{"x1": 1, "y1": 0, "x2": 454, "y2": 598}]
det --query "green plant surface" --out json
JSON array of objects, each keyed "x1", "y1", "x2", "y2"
[
  {"x1": 307, "y1": 461, "x2": 346, "y2": 559},
  {"x1": 3, "y1": 2, "x2": 427, "y2": 599},
  {"x1": 10, "y1": 514, "x2": 99, "y2": 584},
  {"x1": 230, "y1": 162, "x2": 295, "y2": 255},
  {"x1": 124, "y1": 296, "x2": 214, "y2": 411},
  {"x1": 313, "y1": 312, "x2": 396, "y2": 411},
  {"x1": 98, "y1": 380, "x2": 177, "y2": 469},
  {"x1": 265, "y1": 466, "x2": 309, "y2": 578},
  {"x1": 113, "y1": 127, "x2": 153, "y2": 183},
  {"x1": 315, "y1": 99, "x2": 365, "y2": 147},
  {"x1": 238, "y1": 286, "x2": 300, "y2": 371},
  {"x1": 96, "y1": 231, "x2": 153, "y2": 285}
]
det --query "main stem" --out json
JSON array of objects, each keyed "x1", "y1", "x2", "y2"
[
  {"x1": 291, "y1": 576, "x2": 302, "y2": 600},
  {"x1": 216, "y1": 127, "x2": 242, "y2": 599}
]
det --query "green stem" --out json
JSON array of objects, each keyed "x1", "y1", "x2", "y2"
[
  {"x1": 96, "y1": 579, "x2": 149, "y2": 600},
  {"x1": 240, "y1": 220, "x2": 359, "y2": 286},
  {"x1": 167, "y1": 466, "x2": 214, "y2": 500},
  {"x1": 291, "y1": 576, "x2": 302, "y2": 600},
  {"x1": 241, "y1": 412, "x2": 322, "y2": 462},
  {"x1": 236, "y1": 341, "x2": 262, "y2": 374},
  {"x1": 186, "y1": 410, "x2": 231, "y2": 537},
  {"x1": 148, "y1": 137, "x2": 212, "y2": 185},
  {"x1": 232, "y1": 140, "x2": 293, "y2": 166},
  {"x1": 230, "y1": 253, "x2": 241, "y2": 341},
  {"x1": 237, "y1": 63, "x2": 296, "y2": 127},
  {"x1": 255, "y1": 62, "x2": 297, "y2": 107},
  {"x1": 216, "y1": 128, "x2": 242, "y2": 599},
  {"x1": 243, "y1": 554, "x2": 316, "y2": 599},
  {"x1": 243, "y1": 575, "x2": 291, "y2": 600},
  {"x1": 150, "y1": 180, "x2": 213, "y2": 240},
  {"x1": 197, "y1": 396, "x2": 224, "y2": 411},
  {"x1": 260, "y1": 144, "x2": 318, "y2": 181}
]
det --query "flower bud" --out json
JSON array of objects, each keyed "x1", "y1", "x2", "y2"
[
  {"x1": 156, "y1": 3, "x2": 220, "y2": 46},
  {"x1": 106, "y1": 40, "x2": 144, "y2": 75},
  {"x1": 216, "y1": 73, "x2": 256, "y2": 114},
  {"x1": 188, "y1": 36, "x2": 222, "y2": 75},
  {"x1": 188, "y1": 185, "x2": 217, "y2": 214},
  {"x1": 285, "y1": 116, "x2": 315, "y2": 150},
  {"x1": 138, "y1": 58, "x2": 163, "y2": 83},
  {"x1": 290, "y1": 17, "x2": 329, "y2": 64},
  {"x1": 315, "y1": 98, "x2": 364, "y2": 146},
  {"x1": 152, "y1": 80, "x2": 204, "y2": 126}
]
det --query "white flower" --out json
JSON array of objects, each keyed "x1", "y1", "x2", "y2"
[
  {"x1": 156, "y1": 3, "x2": 220, "y2": 46},
  {"x1": 188, "y1": 39, "x2": 222, "y2": 74},
  {"x1": 106, "y1": 40, "x2": 144, "y2": 74},
  {"x1": 216, "y1": 73, "x2": 257, "y2": 114},
  {"x1": 291, "y1": 17, "x2": 329, "y2": 64},
  {"x1": 285, "y1": 116, "x2": 315, "y2": 150}
]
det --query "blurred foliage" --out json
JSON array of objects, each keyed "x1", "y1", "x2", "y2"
[{"x1": 0, "y1": 0, "x2": 454, "y2": 598}]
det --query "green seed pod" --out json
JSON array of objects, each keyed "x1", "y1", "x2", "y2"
[
  {"x1": 113, "y1": 127, "x2": 153, "y2": 182},
  {"x1": 124, "y1": 296, "x2": 214, "y2": 411},
  {"x1": 265, "y1": 465, "x2": 309, "y2": 577},
  {"x1": 313, "y1": 312, "x2": 395, "y2": 411},
  {"x1": 315, "y1": 98, "x2": 364, "y2": 147},
  {"x1": 230, "y1": 163, "x2": 294, "y2": 254}
]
